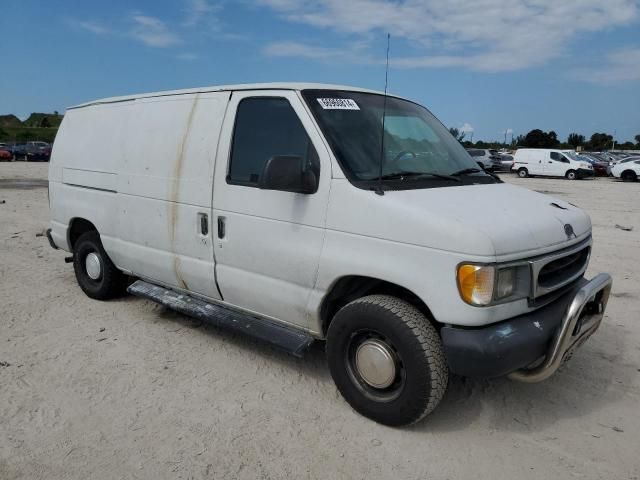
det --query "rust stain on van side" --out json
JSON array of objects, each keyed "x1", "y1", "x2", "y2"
[
  {"x1": 173, "y1": 256, "x2": 189, "y2": 290},
  {"x1": 168, "y1": 94, "x2": 200, "y2": 291}
]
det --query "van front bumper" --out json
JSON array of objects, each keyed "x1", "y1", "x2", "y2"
[
  {"x1": 440, "y1": 273, "x2": 612, "y2": 380},
  {"x1": 577, "y1": 168, "x2": 594, "y2": 178}
]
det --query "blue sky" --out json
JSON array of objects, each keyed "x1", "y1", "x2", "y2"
[{"x1": 2, "y1": 0, "x2": 639, "y2": 142}]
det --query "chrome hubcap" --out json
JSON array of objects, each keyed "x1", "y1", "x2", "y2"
[
  {"x1": 354, "y1": 339, "x2": 397, "y2": 389},
  {"x1": 85, "y1": 252, "x2": 102, "y2": 280}
]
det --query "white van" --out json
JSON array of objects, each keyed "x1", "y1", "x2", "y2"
[
  {"x1": 47, "y1": 83, "x2": 612, "y2": 426},
  {"x1": 512, "y1": 148, "x2": 593, "y2": 179}
]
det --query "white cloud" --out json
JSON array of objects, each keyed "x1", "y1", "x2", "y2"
[
  {"x1": 460, "y1": 123, "x2": 474, "y2": 133},
  {"x1": 572, "y1": 47, "x2": 640, "y2": 84},
  {"x1": 182, "y1": 0, "x2": 219, "y2": 27},
  {"x1": 259, "y1": 0, "x2": 639, "y2": 72},
  {"x1": 65, "y1": 18, "x2": 110, "y2": 35},
  {"x1": 130, "y1": 15, "x2": 180, "y2": 47}
]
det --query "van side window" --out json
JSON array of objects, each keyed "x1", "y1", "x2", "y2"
[
  {"x1": 228, "y1": 97, "x2": 319, "y2": 187},
  {"x1": 550, "y1": 152, "x2": 562, "y2": 161}
]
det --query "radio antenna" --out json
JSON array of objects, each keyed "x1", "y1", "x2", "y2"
[{"x1": 375, "y1": 33, "x2": 391, "y2": 196}]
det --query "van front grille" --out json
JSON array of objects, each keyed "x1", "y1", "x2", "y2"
[{"x1": 537, "y1": 246, "x2": 590, "y2": 290}]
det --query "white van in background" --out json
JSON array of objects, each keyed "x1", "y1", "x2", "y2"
[
  {"x1": 47, "y1": 83, "x2": 612, "y2": 426},
  {"x1": 512, "y1": 148, "x2": 593, "y2": 179}
]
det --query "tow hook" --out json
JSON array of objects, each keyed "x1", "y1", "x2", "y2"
[{"x1": 64, "y1": 256, "x2": 74, "y2": 263}]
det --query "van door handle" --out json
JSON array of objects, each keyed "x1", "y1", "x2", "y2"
[
  {"x1": 198, "y1": 213, "x2": 208, "y2": 236},
  {"x1": 217, "y1": 216, "x2": 226, "y2": 239}
]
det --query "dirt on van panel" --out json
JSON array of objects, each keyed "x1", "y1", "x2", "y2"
[{"x1": 1, "y1": 162, "x2": 639, "y2": 480}]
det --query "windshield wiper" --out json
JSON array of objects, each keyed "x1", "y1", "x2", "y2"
[
  {"x1": 378, "y1": 171, "x2": 461, "y2": 182},
  {"x1": 450, "y1": 167, "x2": 483, "y2": 176},
  {"x1": 450, "y1": 166, "x2": 502, "y2": 183}
]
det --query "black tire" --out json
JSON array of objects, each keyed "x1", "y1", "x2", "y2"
[
  {"x1": 517, "y1": 167, "x2": 528, "y2": 178},
  {"x1": 565, "y1": 170, "x2": 577, "y2": 180},
  {"x1": 621, "y1": 170, "x2": 637, "y2": 182},
  {"x1": 73, "y1": 231, "x2": 127, "y2": 300},
  {"x1": 326, "y1": 295, "x2": 447, "y2": 426}
]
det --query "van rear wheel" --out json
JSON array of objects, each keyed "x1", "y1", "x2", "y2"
[
  {"x1": 326, "y1": 295, "x2": 447, "y2": 426},
  {"x1": 566, "y1": 170, "x2": 577, "y2": 180},
  {"x1": 73, "y1": 231, "x2": 127, "y2": 300},
  {"x1": 517, "y1": 167, "x2": 528, "y2": 178}
]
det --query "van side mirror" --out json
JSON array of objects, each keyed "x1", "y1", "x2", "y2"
[{"x1": 258, "y1": 155, "x2": 318, "y2": 194}]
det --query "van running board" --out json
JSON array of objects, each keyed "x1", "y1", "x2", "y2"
[{"x1": 127, "y1": 280, "x2": 314, "y2": 357}]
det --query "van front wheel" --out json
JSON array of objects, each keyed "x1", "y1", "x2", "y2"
[
  {"x1": 326, "y1": 295, "x2": 447, "y2": 426},
  {"x1": 566, "y1": 170, "x2": 577, "y2": 180},
  {"x1": 73, "y1": 231, "x2": 127, "y2": 300},
  {"x1": 517, "y1": 167, "x2": 528, "y2": 178}
]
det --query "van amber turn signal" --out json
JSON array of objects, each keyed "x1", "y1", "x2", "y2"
[{"x1": 457, "y1": 264, "x2": 495, "y2": 305}]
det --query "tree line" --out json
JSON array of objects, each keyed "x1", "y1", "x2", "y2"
[{"x1": 449, "y1": 127, "x2": 640, "y2": 151}]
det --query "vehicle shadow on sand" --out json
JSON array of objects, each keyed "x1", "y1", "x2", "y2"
[
  {"x1": 412, "y1": 321, "x2": 632, "y2": 433},
  {"x1": 128, "y1": 296, "x2": 632, "y2": 434}
]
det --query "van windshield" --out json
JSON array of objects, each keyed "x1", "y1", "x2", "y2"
[{"x1": 302, "y1": 90, "x2": 496, "y2": 189}]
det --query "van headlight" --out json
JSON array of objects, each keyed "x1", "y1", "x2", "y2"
[{"x1": 457, "y1": 263, "x2": 530, "y2": 306}]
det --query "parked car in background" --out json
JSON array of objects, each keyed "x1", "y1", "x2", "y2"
[
  {"x1": 466, "y1": 149, "x2": 502, "y2": 171},
  {"x1": 611, "y1": 159, "x2": 640, "y2": 182},
  {"x1": 494, "y1": 153, "x2": 514, "y2": 172},
  {"x1": 0, "y1": 147, "x2": 13, "y2": 161},
  {"x1": 512, "y1": 149, "x2": 593, "y2": 179},
  {"x1": 578, "y1": 154, "x2": 608, "y2": 176},
  {"x1": 614, "y1": 155, "x2": 640, "y2": 165},
  {"x1": 11, "y1": 141, "x2": 51, "y2": 161},
  {"x1": 606, "y1": 155, "x2": 640, "y2": 176}
]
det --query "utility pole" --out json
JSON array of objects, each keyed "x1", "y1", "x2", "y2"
[{"x1": 612, "y1": 129, "x2": 616, "y2": 151}]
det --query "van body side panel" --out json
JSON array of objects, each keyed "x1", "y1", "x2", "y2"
[
  {"x1": 49, "y1": 92, "x2": 229, "y2": 300},
  {"x1": 49, "y1": 103, "x2": 130, "y2": 256},
  {"x1": 115, "y1": 92, "x2": 228, "y2": 299}
]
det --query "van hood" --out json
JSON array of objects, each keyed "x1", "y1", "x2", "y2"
[{"x1": 328, "y1": 182, "x2": 591, "y2": 258}]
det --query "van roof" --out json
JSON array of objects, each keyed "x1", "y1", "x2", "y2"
[{"x1": 70, "y1": 82, "x2": 395, "y2": 109}]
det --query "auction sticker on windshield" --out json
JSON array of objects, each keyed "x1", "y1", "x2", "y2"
[{"x1": 317, "y1": 98, "x2": 360, "y2": 110}]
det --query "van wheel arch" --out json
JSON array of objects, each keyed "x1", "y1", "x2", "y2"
[
  {"x1": 68, "y1": 218, "x2": 98, "y2": 251},
  {"x1": 320, "y1": 276, "x2": 437, "y2": 337}
]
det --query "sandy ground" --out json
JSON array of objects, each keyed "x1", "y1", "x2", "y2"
[{"x1": 1, "y1": 162, "x2": 639, "y2": 480}]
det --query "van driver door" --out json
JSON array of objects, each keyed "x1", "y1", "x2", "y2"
[
  {"x1": 548, "y1": 151, "x2": 565, "y2": 176},
  {"x1": 211, "y1": 90, "x2": 331, "y2": 331}
]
